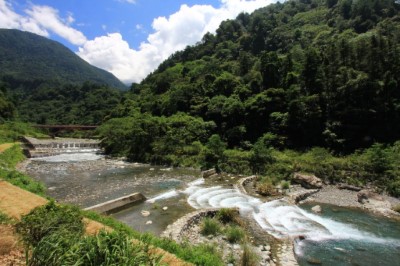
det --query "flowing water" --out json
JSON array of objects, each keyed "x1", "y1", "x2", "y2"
[{"x1": 26, "y1": 151, "x2": 400, "y2": 266}]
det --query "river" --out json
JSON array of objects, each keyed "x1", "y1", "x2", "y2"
[{"x1": 25, "y1": 151, "x2": 400, "y2": 266}]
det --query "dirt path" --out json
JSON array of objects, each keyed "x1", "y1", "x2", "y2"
[
  {"x1": 0, "y1": 143, "x2": 15, "y2": 153},
  {"x1": 0, "y1": 181, "x2": 192, "y2": 266}
]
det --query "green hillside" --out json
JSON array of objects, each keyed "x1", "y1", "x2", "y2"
[
  {"x1": 110, "y1": 0, "x2": 400, "y2": 152},
  {"x1": 97, "y1": 0, "x2": 400, "y2": 196},
  {"x1": 0, "y1": 29, "x2": 126, "y2": 90}
]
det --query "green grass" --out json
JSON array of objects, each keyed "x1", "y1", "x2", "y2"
[
  {"x1": 0, "y1": 211, "x2": 13, "y2": 224},
  {"x1": 0, "y1": 121, "x2": 47, "y2": 144},
  {"x1": 200, "y1": 218, "x2": 222, "y2": 236},
  {"x1": 224, "y1": 225, "x2": 245, "y2": 243}
]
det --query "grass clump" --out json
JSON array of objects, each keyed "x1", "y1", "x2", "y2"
[
  {"x1": 225, "y1": 225, "x2": 245, "y2": 243},
  {"x1": 0, "y1": 211, "x2": 13, "y2": 225},
  {"x1": 241, "y1": 244, "x2": 259, "y2": 266},
  {"x1": 16, "y1": 201, "x2": 84, "y2": 247},
  {"x1": 16, "y1": 202, "x2": 162, "y2": 266},
  {"x1": 216, "y1": 208, "x2": 237, "y2": 224},
  {"x1": 200, "y1": 217, "x2": 222, "y2": 236}
]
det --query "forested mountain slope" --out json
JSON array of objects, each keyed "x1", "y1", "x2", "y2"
[
  {"x1": 112, "y1": 0, "x2": 400, "y2": 151},
  {"x1": 98, "y1": 0, "x2": 400, "y2": 196},
  {"x1": 0, "y1": 29, "x2": 126, "y2": 90}
]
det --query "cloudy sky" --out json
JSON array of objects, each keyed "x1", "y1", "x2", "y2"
[{"x1": 1, "y1": 0, "x2": 279, "y2": 84}]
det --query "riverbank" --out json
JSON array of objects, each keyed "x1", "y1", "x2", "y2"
[{"x1": 298, "y1": 185, "x2": 400, "y2": 220}]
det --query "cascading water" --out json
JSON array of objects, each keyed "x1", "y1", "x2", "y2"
[{"x1": 174, "y1": 180, "x2": 400, "y2": 266}]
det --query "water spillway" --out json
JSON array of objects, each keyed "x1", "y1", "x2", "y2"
[{"x1": 22, "y1": 136, "x2": 100, "y2": 158}]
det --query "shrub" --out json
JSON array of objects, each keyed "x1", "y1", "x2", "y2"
[
  {"x1": 0, "y1": 211, "x2": 13, "y2": 224},
  {"x1": 16, "y1": 201, "x2": 84, "y2": 247},
  {"x1": 225, "y1": 225, "x2": 245, "y2": 243},
  {"x1": 200, "y1": 218, "x2": 222, "y2": 236},
  {"x1": 256, "y1": 179, "x2": 277, "y2": 196},
  {"x1": 281, "y1": 180, "x2": 290, "y2": 189},
  {"x1": 216, "y1": 208, "x2": 237, "y2": 224}
]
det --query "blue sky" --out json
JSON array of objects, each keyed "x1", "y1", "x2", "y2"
[{"x1": 1, "y1": 0, "x2": 279, "y2": 84}]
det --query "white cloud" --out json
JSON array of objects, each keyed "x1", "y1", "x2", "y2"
[
  {"x1": 0, "y1": 0, "x2": 49, "y2": 36},
  {"x1": 25, "y1": 5, "x2": 87, "y2": 46},
  {"x1": 78, "y1": 0, "x2": 279, "y2": 84},
  {"x1": 0, "y1": 0, "x2": 280, "y2": 84},
  {"x1": 0, "y1": 0, "x2": 86, "y2": 45}
]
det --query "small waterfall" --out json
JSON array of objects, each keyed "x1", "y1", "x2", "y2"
[
  {"x1": 146, "y1": 189, "x2": 179, "y2": 203},
  {"x1": 184, "y1": 181, "x2": 400, "y2": 247}
]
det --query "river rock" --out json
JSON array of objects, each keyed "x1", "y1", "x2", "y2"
[
  {"x1": 141, "y1": 210, "x2": 150, "y2": 217},
  {"x1": 357, "y1": 190, "x2": 383, "y2": 204},
  {"x1": 202, "y1": 168, "x2": 216, "y2": 178},
  {"x1": 293, "y1": 173, "x2": 323, "y2": 189},
  {"x1": 162, "y1": 206, "x2": 168, "y2": 211},
  {"x1": 146, "y1": 220, "x2": 152, "y2": 225},
  {"x1": 311, "y1": 205, "x2": 322, "y2": 213}
]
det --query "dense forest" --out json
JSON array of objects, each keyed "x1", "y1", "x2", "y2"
[
  {"x1": 0, "y1": 29, "x2": 127, "y2": 90},
  {"x1": 0, "y1": 29, "x2": 126, "y2": 125},
  {"x1": 97, "y1": 0, "x2": 400, "y2": 196}
]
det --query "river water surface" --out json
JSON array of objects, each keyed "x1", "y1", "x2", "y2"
[{"x1": 26, "y1": 151, "x2": 400, "y2": 266}]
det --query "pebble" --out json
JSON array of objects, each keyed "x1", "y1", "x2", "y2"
[
  {"x1": 162, "y1": 206, "x2": 168, "y2": 211},
  {"x1": 146, "y1": 220, "x2": 153, "y2": 225}
]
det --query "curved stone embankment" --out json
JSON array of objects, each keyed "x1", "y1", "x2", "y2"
[
  {"x1": 161, "y1": 208, "x2": 223, "y2": 241},
  {"x1": 234, "y1": 175, "x2": 257, "y2": 195}
]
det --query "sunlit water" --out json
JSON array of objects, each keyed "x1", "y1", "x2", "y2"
[{"x1": 27, "y1": 151, "x2": 400, "y2": 265}]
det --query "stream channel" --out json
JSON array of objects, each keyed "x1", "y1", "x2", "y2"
[{"x1": 25, "y1": 151, "x2": 400, "y2": 266}]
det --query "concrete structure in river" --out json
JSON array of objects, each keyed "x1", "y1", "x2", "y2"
[{"x1": 22, "y1": 136, "x2": 101, "y2": 158}]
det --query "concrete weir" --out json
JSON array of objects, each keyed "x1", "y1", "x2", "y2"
[
  {"x1": 22, "y1": 136, "x2": 100, "y2": 158},
  {"x1": 84, "y1": 193, "x2": 147, "y2": 214}
]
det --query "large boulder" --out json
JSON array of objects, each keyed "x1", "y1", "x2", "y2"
[{"x1": 292, "y1": 173, "x2": 323, "y2": 189}]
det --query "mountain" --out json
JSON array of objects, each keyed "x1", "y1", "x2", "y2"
[
  {"x1": 112, "y1": 0, "x2": 400, "y2": 152},
  {"x1": 0, "y1": 29, "x2": 127, "y2": 90}
]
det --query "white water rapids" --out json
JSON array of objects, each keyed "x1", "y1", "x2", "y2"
[{"x1": 147, "y1": 179, "x2": 400, "y2": 246}]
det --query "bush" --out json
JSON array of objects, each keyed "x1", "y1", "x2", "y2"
[
  {"x1": 281, "y1": 180, "x2": 290, "y2": 189},
  {"x1": 0, "y1": 211, "x2": 13, "y2": 224},
  {"x1": 16, "y1": 201, "x2": 84, "y2": 247},
  {"x1": 225, "y1": 225, "x2": 245, "y2": 243},
  {"x1": 256, "y1": 179, "x2": 277, "y2": 196},
  {"x1": 216, "y1": 208, "x2": 237, "y2": 224},
  {"x1": 200, "y1": 218, "x2": 222, "y2": 236}
]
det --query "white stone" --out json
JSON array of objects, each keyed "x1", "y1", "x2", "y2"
[
  {"x1": 146, "y1": 220, "x2": 153, "y2": 225},
  {"x1": 311, "y1": 205, "x2": 322, "y2": 213},
  {"x1": 162, "y1": 207, "x2": 168, "y2": 211},
  {"x1": 141, "y1": 210, "x2": 150, "y2": 217}
]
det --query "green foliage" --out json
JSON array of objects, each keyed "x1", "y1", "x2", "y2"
[
  {"x1": 200, "y1": 218, "x2": 222, "y2": 236},
  {"x1": 0, "y1": 211, "x2": 13, "y2": 225},
  {"x1": 17, "y1": 203, "x2": 161, "y2": 266},
  {"x1": 0, "y1": 29, "x2": 126, "y2": 90},
  {"x1": 281, "y1": 180, "x2": 290, "y2": 189},
  {"x1": 256, "y1": 178, "x2": 277, "y2": 196},
  {"x1": 84, "y1": 210, "x2": 224, "y2": 265},
  {"x1": 0, "y1": 169, "x2": 46, "y2": 196},
  {"x1": 0, "y1": 144, "x2": 24, "y2": 168},
  {"x1": 16, "y1": 201, "x2": 85, "y2": 247},
  {"x1": 224, "y1": 225, "x2": 245, "y2": 243},
  {"x1": 0, "y1": 121, "x2": 47, "y2": 144},
  {"x1": 216, "y1": 208, "x2": 238, "y2": 224}
]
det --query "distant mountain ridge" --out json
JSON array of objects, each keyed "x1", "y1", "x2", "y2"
[{"x1": 0, "y1": 29, "x2": 127, "y2": 90}]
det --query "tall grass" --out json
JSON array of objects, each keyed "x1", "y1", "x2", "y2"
[{"x1": 200, "y1": 218, "x2": 222, "y2": 236}]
